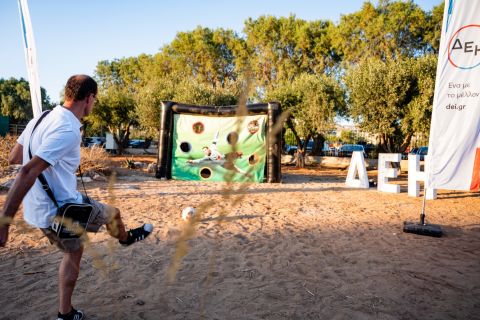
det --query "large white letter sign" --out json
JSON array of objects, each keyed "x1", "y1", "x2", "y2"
[
  {"x1": 408, "y1": 155, "x2": 437, "y2": 199},
  {"x1": 346, "y1": 151, "x2": 369, "y2": 188},
  {"x1": 427, "y1": 0, "x2": 480, "y2": 191},
  {"x1": 378, "y1": 153, "x2": 401, "y2": 193}
]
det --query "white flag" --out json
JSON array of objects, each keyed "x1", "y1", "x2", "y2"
[
  {"x1": 427, "y1": 0, "x2": 480, "y2": 191},
  {"x1": 18, "y1": 0, "x2": 42, "y2": 118}
]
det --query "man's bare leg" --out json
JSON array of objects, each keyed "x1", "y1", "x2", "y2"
[
  {"x1": 107, "y1": 208, "x2": 153, "y2": 246},
  {"x1": 106, "y1": 208, "x2": 128, "y2": 242},
  {"x1": 59, "y1": 246, "x2": 83, "y2": 314}
]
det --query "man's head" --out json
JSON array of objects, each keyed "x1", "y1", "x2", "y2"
[
  {"x1": 64, "y1": 75, "x2": 98, "y2": 117},
  {"x1": 202, "y1": 146, "x2": 211, "y2": 156}
]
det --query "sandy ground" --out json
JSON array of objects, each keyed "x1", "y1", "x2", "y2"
[{"x1": 0, "y1": 162, "x2": 479, "y2": 320}]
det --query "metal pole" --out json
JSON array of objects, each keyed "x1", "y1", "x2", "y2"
[{"x1": 420, "y1": 187, "x2": 427, "y2": 225}]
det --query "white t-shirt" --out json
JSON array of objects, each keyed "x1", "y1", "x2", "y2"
[{"x1": 17, "y1": 106, "x2": 83, "y2": 228}]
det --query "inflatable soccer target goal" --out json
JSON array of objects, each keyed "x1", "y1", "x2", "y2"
[{"x1": 156, "y1": 101, "x2": 282, "y2": 183}]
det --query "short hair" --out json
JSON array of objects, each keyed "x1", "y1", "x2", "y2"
[{"x1": 64, "y1": 75, "x2": 98, "y2": 101}]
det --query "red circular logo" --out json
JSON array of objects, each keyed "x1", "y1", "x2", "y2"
[
  {"x1": 448, "y1": 24, "x2": 480, "y2": 70},
  {"x1": 192, "y1": 122, "x2": 204, "y2": 134}
]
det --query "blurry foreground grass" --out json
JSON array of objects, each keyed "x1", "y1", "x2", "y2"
[{"x1": 0, "y1": 135, "x2": 18, "y2": 176}]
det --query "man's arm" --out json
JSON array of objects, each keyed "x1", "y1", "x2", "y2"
[
  {"x1": 8, "y1": 143, "x2": 23, "y2": 165},
  {"x1": 187, "y1": 156, "x2": 209, "y2": 164},
  {"x1": 212, "y1": 131, "x2": 219, "y2": 145},
  {"x1": 0, "y1": 156, "x2": 50, "y2": 246},
  {"x1": 210, "y1": 131, "x2": 219, "y2": 153}
]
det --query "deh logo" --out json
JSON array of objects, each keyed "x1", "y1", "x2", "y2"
[{"x1": 448, "y1": 24, "x2": 480, "y2": 70}]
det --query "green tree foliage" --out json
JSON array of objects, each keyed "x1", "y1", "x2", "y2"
[
  {"x1": 243, "y1": 15, "x2": 346, "y2": 160},
  {"x1": 172, "y1": 78, "x2": 238, "y2": 106},
  {"x1": 136, "y1": 74, "x2": 239, "y2": 137},
  {"x1": 332, "y1": 0, "x2": 430, "y2": 64},
  {"x1": 325, "y1": 133, "x2": 340, "y2": 144},
  {"x1": 95, "y1": 55, "x2": 149, "y2": 91},
  {"x1": 340, "y1": 130, "x2": 359, "y2": 144},
  {"x1": 344, "y1": 55, "x2": 436, "y2": 153},
  {"x1": 267, "y1": 73, "x2": 345, "y2": 161},
  {"x1": 0, "y1": 77, "x2": 51, "y2": 123},
  {"x1": 124, "y1": 53, "x2": 177, "y2": 136},
  {"x1": 163, "y1": 27, "x2": 247, "y2": 87},
  {"x1": 135, "y1": 28, "x2": 245, "y2": 135},
  {"x1": 89, "y1": 59, "x2": 142, "y2": 153},
  {"x1": 244, "y1": 15, "x2": 337, "y2": 90},
  {"x1": 424, "y1": 1, "x2": 444, "y2": 54},
  {"x1": 86, "y1": 0, "x2": 442, "y2": 160},
  {"x1": 345, "y1": 58, "x2": 412, "y2": 152},
  {"x1": 134, "y1": 73, "x2": 176, "y2": 137},
  {"x1": 404, "y1": 54, "x2": 438, "y2": 136},
  {"x1": 88, "y1": 86, "x2": 136, "y2": 154},
  {"x1": 291, "y1": 74, "x2": 346, "y2": 141}
]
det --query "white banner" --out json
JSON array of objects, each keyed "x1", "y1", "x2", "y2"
[
  {"x1": 427, "y1": 0, "x2": 480, "y2": 191},
  {"x1": 18, "y1": 0, "x2": 42, "y2": 118}
]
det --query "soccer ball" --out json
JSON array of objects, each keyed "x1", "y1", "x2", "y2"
[{"x1": 181, "y1": 207, "x2": 196, "y2": 221}]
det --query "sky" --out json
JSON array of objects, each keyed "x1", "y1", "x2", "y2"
[{"x1": 0, "y1": 0, "x2": 442, "y2": 103}]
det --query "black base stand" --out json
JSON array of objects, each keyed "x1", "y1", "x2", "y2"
[
  {"x1": 403, "y1": 213, "x2": 443, "y2": 237},
  {"x1": 403, "y1": 190, "x2": 444, "y2": 238}
]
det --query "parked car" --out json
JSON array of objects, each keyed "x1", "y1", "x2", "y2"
[
  {"x1": 416, "y1": 146, "x2": 428, "y2": 161},
  {"x1": 404, "y1": 146, "x2": 428, "y2": 160},
  {"x1": 409, "y1": 147, "x2": 419, "y2": 155},
  {"x1": 128, "y1": 139, "x2": 145, "y2": 148},
  {"x1": 363, "y1": 144, "x2": 376, "y2": 159},
  {"x1": 323, "y1": 145, "x2": 337, "y2": 157},
  {"x1": 85, "y1": 136, "x2": 105, "y2": 148},
  {"x1": 337, "y1": 144, "x2": 365, "y2": 157},
  {"x1": 305, "y1": 140, "x2": 313, "y2": 155},
  {"x1": 128, "y1": 139, "x2": 146, "y2": 148},
  {"x1": 284, "y1": 140, "x2": 314, "y2": 155},
  {"x1": 284, "y1": 144, "x2": 297, "y2": 155},
  {"x1": 402, "y1": 147, "x2": 418, "y2": 160}
]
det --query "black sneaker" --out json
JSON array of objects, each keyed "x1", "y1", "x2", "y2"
[
  {"x1": 57, "y1": 307, "x2": 84, "y2": 320},
  {"x1": 119, "y1": 223, "x2": 153, "y2": 246}
]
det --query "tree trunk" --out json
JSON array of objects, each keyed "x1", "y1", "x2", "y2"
[
  {"x1": 285, "y1": 117, "x2": 309, "y2": 168},
  {"x1": 295, "y1": 150, "x2": 305, "y2": 168},
  {"x1": 113, "y1": 133, "x2": 124, "y2": 155},
  {"x1": 286, "y1": 117, "x2": 301, "y2": 147},
  {"x1": 378, "y1": 133, "x2": 393, "y2": 153},
  {"x1": 399, "y1": 134, "x2": 412, "y2": 154},
  {"x1": 312, "y1": 134, "x2": 325, "y2": 156},
  {"x1": 110, "y1": 129, "x2": 124, "y2": 155}
]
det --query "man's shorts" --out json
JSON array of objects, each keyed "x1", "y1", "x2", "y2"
[{"x1": 41, "y1": 196, "x2": 116, "y2": 253}]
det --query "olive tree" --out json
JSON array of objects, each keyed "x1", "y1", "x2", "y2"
[
  {"x1": 332, "y1": 0, "x2": 430, "y2": 64},
  {"x1": 344, "y1": 55, "x2": 436, "y2": 153},
  {"x1": 267, "y1": 73, "x2": 345, "y2": 166},
  {"x1": 0, "y1": 77, "x2": 52, "y2": 123},
  {"x1": 88, "y1": 59, "x2": 144, "y2": 154}
]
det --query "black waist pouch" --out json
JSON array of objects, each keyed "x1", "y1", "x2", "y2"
[{"x1": 50, "y1": 203, "x2": 93, "y2": 238}]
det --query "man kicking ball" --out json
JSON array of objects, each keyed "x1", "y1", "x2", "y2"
[{"x1": 0, "y1": 75, "x2": 153, "y2": 320}]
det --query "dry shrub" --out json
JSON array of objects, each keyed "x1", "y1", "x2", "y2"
[
  {"x1": 0, "y1": 135, "x2": 18, "y2": 175},
  {"x1": 80, "y1": 146, "x2": 112, "y2": 175},
  {"x1": 0, "y1": 136, "x2": 112, "y2": 176}
]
